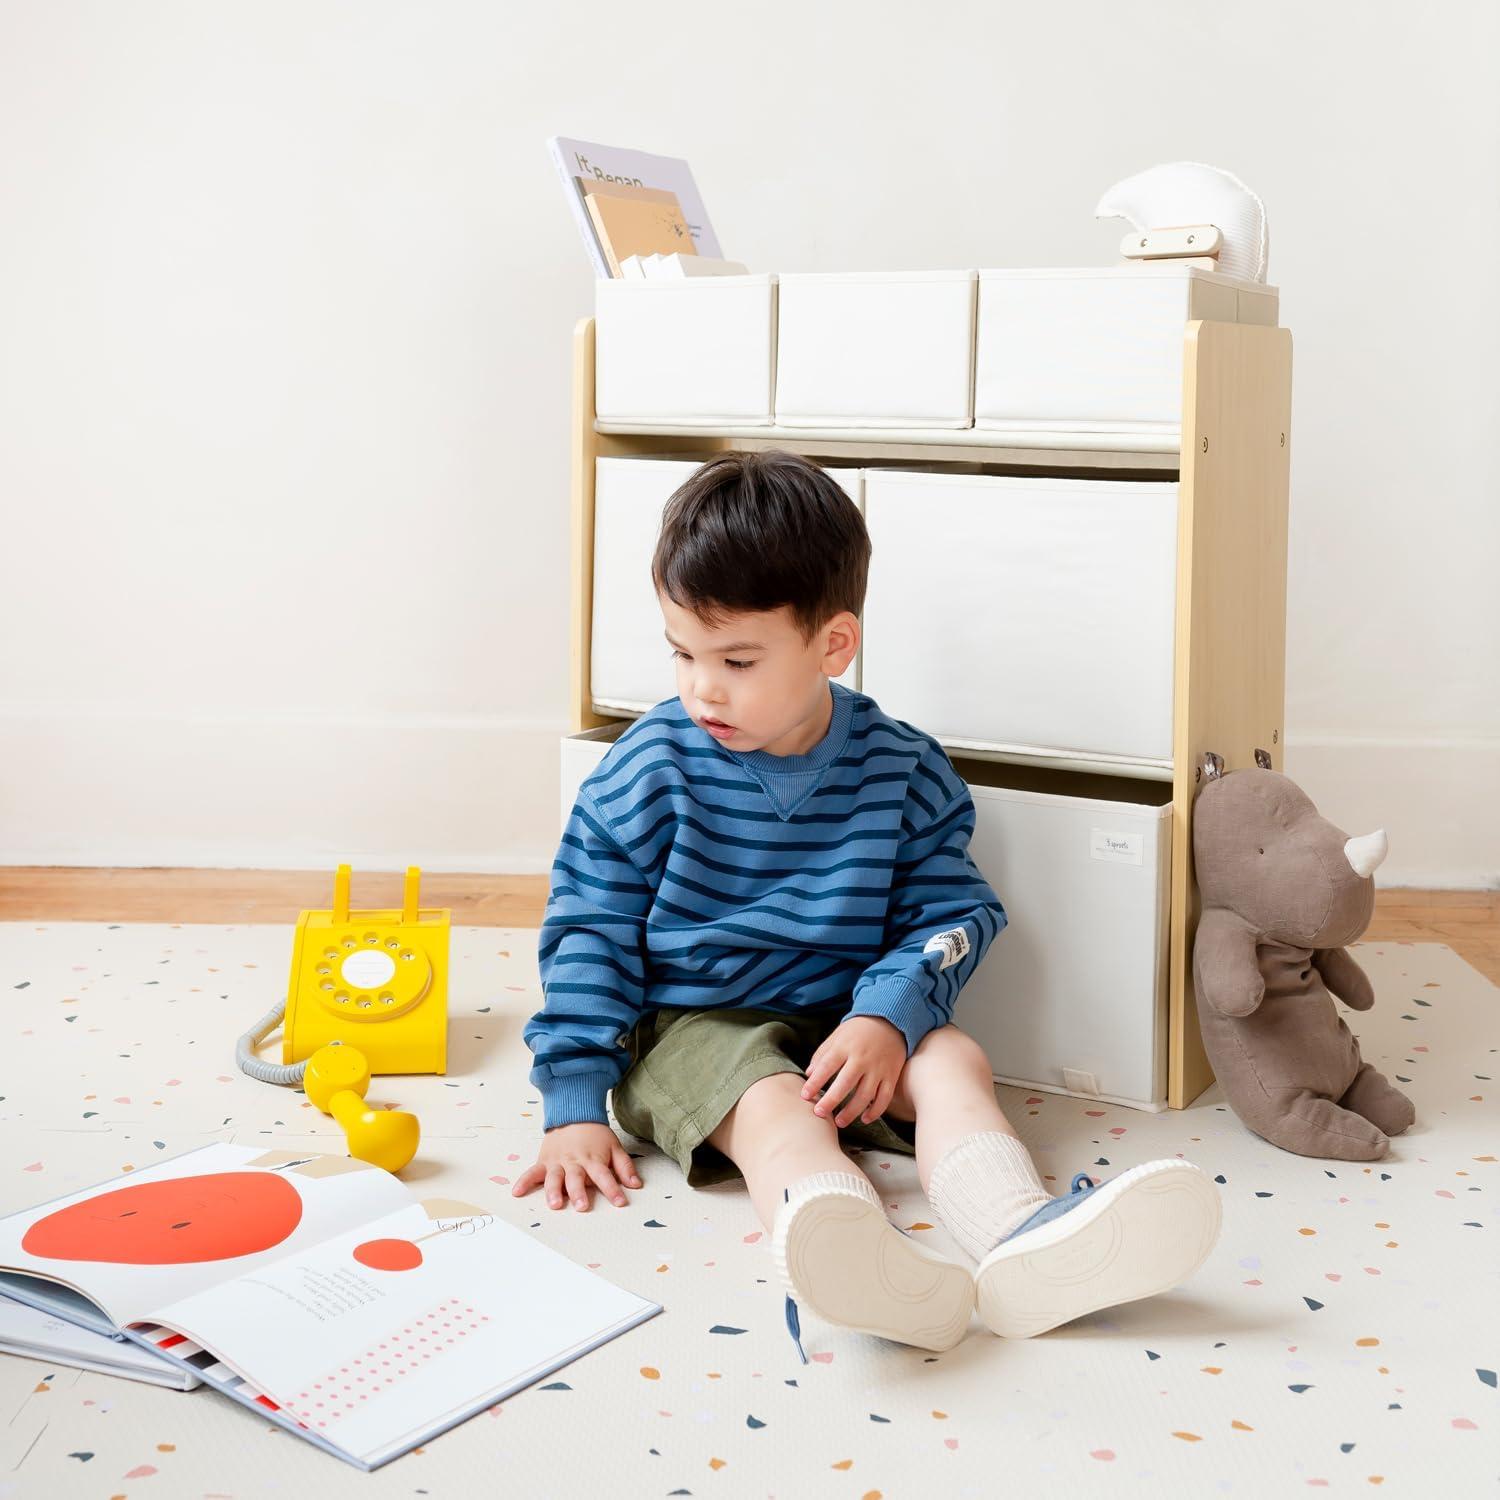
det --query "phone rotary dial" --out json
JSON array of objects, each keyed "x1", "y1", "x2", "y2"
[{"x1": 315, "y1": 930, "x2": 434, "y2": 1022}]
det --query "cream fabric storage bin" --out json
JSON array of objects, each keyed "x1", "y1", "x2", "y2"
[
  {"x1": 774, "y1": 270, "x2": 977, "y2": 429},
  {"x1": 974, "y1": 265, "x2": 1279, "y2": 431},
  {"x1": 590, "y1": 456, "x2": 863, "y2": 714},
  {"x1": 860, "y1": 469, "x2": 1179, "y2": 770},
  {"x1": 594, "y1": 275, "x2": 777, "y2": 427},
  {"x1": 952, "y1": 761, "x2": 1172, "y2": 1110}
]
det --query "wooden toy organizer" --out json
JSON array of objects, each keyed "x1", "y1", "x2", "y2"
[{"x1": 566, "y1": 314, "x2": 1293, "y2": 1108}]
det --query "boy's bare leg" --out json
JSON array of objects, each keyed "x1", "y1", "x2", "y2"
[
  {"x1": 881, "y1": 1024, "x2": 1056, "y2": 1266},
  {"x1": 706, "y1": 1071, "x2": 868, "y2": 1230},
  {"x1": 710, "y1": 1069, "x2": 976, "y2": 1352},
  {"x1": 881, "y1": 1024, "x2": 1031, "y2": 1196},
  {"x1": 704, "y1": 1030, "x2": 1028, "y2": 1230}
]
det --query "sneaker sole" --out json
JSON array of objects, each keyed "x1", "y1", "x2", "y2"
[
  {"x1": 772, "y1": 1186, "x2": 974, "y2": 1352},
  {"x1": 974, "y1": 1160, "x2": 1222, "y2": 1339}
]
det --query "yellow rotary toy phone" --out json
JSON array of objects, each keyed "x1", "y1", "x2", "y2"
[{"x1": 235, "y1": 865, "x2": 450, "y2": 1172}]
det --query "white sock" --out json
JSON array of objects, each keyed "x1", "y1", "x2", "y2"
[
  {"x1": 779, "y1": 1169, "x2": 882, "y2": 1219},
  {"x1": 927, "y1": 1131, "x2": 1052, "y2": 1262}
]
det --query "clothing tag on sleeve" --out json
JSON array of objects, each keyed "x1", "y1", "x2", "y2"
[{"x1": 922, "y1": 927, "x2": 971, "y2": 970}]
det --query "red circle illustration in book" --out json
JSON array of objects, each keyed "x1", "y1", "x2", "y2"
[
  {"x1": 352, "y1": 1238, "x2": 423, "y2": 1271},
  {"x1": 21, "y1": 1172, "x2": 303, "y2": 1265}
]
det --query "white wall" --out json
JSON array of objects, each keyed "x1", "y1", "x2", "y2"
[{"x1": 1, "y1": 0, "x2": 1496, "y2": 884}]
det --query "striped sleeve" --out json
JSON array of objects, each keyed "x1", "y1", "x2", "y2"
[
  {"x1": 846, "y1": 775, "x2": 1007, "y2": 1056},
  {"x1": 523, "y1": 787, "x2": 654, "y2": 1129}
]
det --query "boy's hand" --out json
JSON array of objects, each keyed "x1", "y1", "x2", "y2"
[
  {"x1": 511, "y1": 1122, "x2": 642, "y2": 1212},
  {"x1": 801, "y1": 1016, "x2": 907, "y2": 1128}
]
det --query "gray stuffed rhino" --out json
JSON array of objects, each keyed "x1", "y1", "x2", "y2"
[{"x1": 1191, "y1": 751, "x2": 1415, "y2": 1160}]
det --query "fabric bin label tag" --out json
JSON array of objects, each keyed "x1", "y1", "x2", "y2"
[{"x1": 1091, "y1": 829, "x2": 1144, "y2": 865}]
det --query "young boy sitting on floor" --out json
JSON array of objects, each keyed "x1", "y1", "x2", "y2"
[{"x1": 517, "y1": 449, "x2": 1221, "y2": 1352}]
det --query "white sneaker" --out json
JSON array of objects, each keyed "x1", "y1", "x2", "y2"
[
  {"x1": 772, "y1": 1174, "x2": 974, "y2": 1354},
  {"x1": 974, "y1": 1160, "x2": 1222, "y2": 1339}
]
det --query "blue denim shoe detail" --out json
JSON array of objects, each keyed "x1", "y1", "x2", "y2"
[
  {"x1": 783, "y1": 1189, "x2": 810, "y2": 1363},
  {"x1": 784, "y1": 1290, "x2": 809, "y2": 1364},
  {"x1": 783, "y1": 1187, "x2": 810, "y2": 1364},
  {"x1": 994, "y1": 1172, "x2": 1098, "y2": 1248}
]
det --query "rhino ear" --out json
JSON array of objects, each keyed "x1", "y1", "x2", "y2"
[
  {"x1": 1201, "y1": 750, "x2": 1226, "y2": 781},
  {"x1": 1254, "y1": 747, "x2": 1273, "y2": 770}
]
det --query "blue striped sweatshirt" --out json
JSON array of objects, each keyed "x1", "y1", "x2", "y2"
[{"x1": 524, "y1": 683, "x2": 1008, "y2": 1130}]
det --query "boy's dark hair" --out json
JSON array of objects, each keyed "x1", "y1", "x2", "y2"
[{"x1": 650, "y1": 450, "x2": 871, "y2": 641}]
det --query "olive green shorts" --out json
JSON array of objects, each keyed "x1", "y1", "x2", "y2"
[{"x1": 610, "y1": 1006, "x2": 918, "y2": 1187}]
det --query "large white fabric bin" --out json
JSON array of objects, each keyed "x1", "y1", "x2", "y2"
[
  {"x1": 590, "y1": 457, "x2": 863, "y2": 714},
  {"x1": 595, "y1": 275, "x2": 777, "y2": 426},
  {"x1": 952, "y1": 761, "x2": 1172, "y2": 1110},
  {"x1": 860, "y1": 469, "x2": 1179, "y2": 769},
  {"x1": 774, "y1": 270, "x2": 976, "y2": 429},
  {"x1": 974, "y1": 265, "x2": 1279, "y2": 431}
]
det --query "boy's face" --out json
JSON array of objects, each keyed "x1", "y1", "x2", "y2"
[{"x1": 659, "y1": 594, "x2": 859, "y2": 757}]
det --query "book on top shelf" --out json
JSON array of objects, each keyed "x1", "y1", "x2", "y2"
[
  {"x1": 0, "y1": 1142, "x2": 659, "y2": 1470},
  {"x1": 581, "y1": 181, "x2": 697, "y2": 278},
  {"x1": 549, "y1": 135, "x2": 722, "y2": 277}
]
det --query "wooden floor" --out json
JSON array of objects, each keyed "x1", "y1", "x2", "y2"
[
  {"x1": 2, "y1": 869, "x2": 1497, "y2": 984},
  {"x1": 0, "y1": 868, "x2": 551, "y2": 928}
]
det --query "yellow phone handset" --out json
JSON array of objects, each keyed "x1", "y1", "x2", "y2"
[
  {"x1": 303, "y1": 1044, "x2": 421, "y2": 1174},
  {"x1": 283, "y1": 864, "x2": 449, "y2": 1075}
]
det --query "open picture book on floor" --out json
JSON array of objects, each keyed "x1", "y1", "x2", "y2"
[{"x1": 0, "y1": 1143, "x2": 660, "y2": 1469}]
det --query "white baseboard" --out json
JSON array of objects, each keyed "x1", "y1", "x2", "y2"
[
  {"x1": 1282, "y1": 732, "x2": 1500, "y2": 890},
  {"x1": 3, "y1": 707, "x2": 1494, "y2": 889},
  {"x1": 0, "y1": 703, "x2": 565, "y2": 873}
]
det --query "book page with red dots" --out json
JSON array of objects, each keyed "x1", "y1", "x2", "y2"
[
  {"x1": 0, "y1": 1142, "x2": 412, "y2": 1331},
  {"x1": 283, "y1": 1297, "x2": 491, "y2": 1431},
  {"x1": 135, "y1": 1200, "x2": 659, "y2": 1467}
]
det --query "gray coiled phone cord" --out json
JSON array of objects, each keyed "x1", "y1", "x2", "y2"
[{"x1": 235, "y1": 1001, "x2": 310, "y2": 1087}]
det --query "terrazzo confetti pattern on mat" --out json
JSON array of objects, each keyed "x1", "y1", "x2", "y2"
[{"x1": 0, "y1": 923, "x2": 1495, "y2": 1498}]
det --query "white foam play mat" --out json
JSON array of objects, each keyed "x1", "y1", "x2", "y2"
[{"x1": 0, "y1": 923, "x2": 1494, "y2": 1496}]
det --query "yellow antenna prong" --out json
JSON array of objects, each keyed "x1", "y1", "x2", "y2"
[
  {"x1": 402, "y1": 866, "x2": 421, "y2": 924},
  {"x1": 332, "y1": 864, "x2": 352, "y2": 924}
]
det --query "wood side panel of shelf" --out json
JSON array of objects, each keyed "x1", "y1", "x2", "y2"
[
  {"x1": 1171, "y1": 320, "x2": 1293, "y2": 1104},
  {"x1": 568, "y1": 313, "x2": 1293, "y2": 1110}
]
